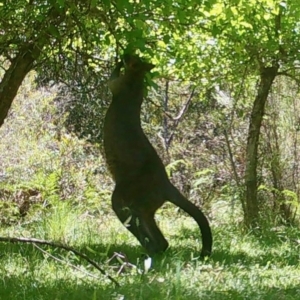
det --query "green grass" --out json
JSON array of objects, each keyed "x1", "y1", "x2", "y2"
[{"x1": 0, "y1": 201, "x2": 300, "y2": 300}]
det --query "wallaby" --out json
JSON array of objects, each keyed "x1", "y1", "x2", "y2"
[{"x1": 103, "y1": 54, "x2": 212, "y2": 257}]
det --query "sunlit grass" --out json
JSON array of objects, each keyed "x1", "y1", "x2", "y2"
[{"x1": 0, "y1": 202, "x2": 300, "y2": 300}]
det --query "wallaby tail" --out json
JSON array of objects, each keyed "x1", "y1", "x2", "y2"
[{"x1": 167, "y1": 184, "x2": 212, "y2": 257}]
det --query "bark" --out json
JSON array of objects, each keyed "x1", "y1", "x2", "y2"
[
  {"x1": 244, "y1": 65, "x2": 279, "y2": 228},
  {"x1": 163, "y1": 80, "x2": 169, "y2": 150},
  {"x1": 0, "y1": 7, "x2": 65, "y2": 128},
  {"x1": 0, "y1": 44, "x2": 41, "y2": 127}
]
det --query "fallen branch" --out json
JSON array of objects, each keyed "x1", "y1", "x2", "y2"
[
  {"x1": 0, "y1": 236, "x2": 119, "y2": 287},
  {"x1": 33, "y1": 243, "x2": 101, "y2": 279}
]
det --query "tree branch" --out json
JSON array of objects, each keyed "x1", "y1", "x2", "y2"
[
  {"x1": 167, "y1": 87, "x2": 195, "y2": 147},
  {"x1": 0, "y1": 236, "x2": 119, "y2": 287}
]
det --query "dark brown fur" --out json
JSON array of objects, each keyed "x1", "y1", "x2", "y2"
[{"x1": 103, "y1": 54, "x2": 212, "y2": 257}]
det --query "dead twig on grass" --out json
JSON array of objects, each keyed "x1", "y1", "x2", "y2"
[{"x1": 0, "y1": 236, "x2": 119, "y2": 287}]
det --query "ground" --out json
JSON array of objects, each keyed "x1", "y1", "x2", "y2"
[{"x1": 0, "y1": 201, "x2": 299, "y2": 300}]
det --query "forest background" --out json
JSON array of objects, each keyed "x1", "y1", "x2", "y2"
[{"x1": 0, "y1": 1, "x2": 300, "y2": 299}]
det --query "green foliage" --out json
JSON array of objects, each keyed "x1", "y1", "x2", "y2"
[
  {"x1": 193, "y1": 168, "x2": 215, "y2": 187},
  {"x1": 165, "y1": 159, "x2": 189, "y2": 177},
  {"x1": 0, "y1": 0, "x2": 295, "y2": 85},
  {"x1": 0, "y1": 199, "x2": 19, "y2": 225},
  {"x1": 2, "y1": 3, "x2": 300, "y2": 297},
  {"x1": 3, "y1": 0, "x2": 300, "y2": 221},
  {"x1": 0, "y1": 0, "x2": 300, "y2": 299},
  {"x1": 1, "y1": 0, "x2": 300, "y2": 88},
  {"x1": 0, "y1": 74, "x2": 112, "y2": 223}
]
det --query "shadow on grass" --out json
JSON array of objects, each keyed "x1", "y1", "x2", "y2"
[
  {"x1": 169, "y1": 225, "x2": 300, "y2": 266},
  {"x1": 2, "y1": 223, "x2": 297, "y2": 275},
  {"x1": 0, "y1": 273, "x2": 299, "y2": 300},
  {"x1": 1, "y1": 232, "x2": 300, "y2": 300}
]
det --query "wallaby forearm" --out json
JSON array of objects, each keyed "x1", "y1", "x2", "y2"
[{"x1": 108, "y1": 61, "x2": 123, "y2": 95}]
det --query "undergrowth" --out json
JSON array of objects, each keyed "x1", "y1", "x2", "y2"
[
  {"x1": 1, "y1": 73, "x2": 300, "y2": 300},
  {"x1": 0, "y1": 203, "x2": 299, "y2": 300}
]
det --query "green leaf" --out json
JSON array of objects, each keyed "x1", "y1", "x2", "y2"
[
  {"x1": 48, "y1": 25, "x2": 60, "y2": 37},
  {"x1": 163, "y1": 34, "x2": 171, "y2": 44},
  {"x1": 56, "y1": 0, "x2": 65, "y2": 7},
  {"x1": 91, "y1": 0, "x2": 97, "y2": 9}
]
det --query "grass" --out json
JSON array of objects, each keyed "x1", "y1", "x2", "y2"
[{"x1": 0, "y1": 200, "x2": 300, "y2": 300}]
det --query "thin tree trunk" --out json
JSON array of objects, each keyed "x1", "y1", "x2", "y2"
[
  {"x1": 0, "y1": 44, "x2": 41, "y2": 127},
  {"x1": 163, "y1": 80, "x2": 169, "y2": 150},
  {"x1": 244, "y1": 65, "x2": 278, "y2": 228},
  {"x1": 0, "y1": 7, "x2": 65, "y2": 127}
]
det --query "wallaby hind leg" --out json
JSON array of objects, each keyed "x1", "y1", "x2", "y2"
[{"x1": 112, "y1": 187, "x2": 168, "y2": 254}]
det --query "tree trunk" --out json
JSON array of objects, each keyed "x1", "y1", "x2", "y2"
[
  {"x1": 0, "y1": 7, "x2": 65, "y2": 128},
  {"x1": 0, "y1": 44, "x2": 41, "y2": 127},
  {"x1": 163, "y1": 80, "x2": 169, "y2": 150},
  {"x1": 244, "y1": 65, "x2": 279, "y2": 228}
]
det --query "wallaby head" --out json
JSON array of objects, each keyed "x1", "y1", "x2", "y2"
[
  {"x1": 122, "y1": 54, "x2": 155, "y2": 75},
  {"x1": 108, "y1": 54, "x2": 155, "y2": 96}
]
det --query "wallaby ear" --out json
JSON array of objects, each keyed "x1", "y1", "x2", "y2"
[
  {"x1": 122, "y1": 54, "x2": 139, "y2": 70},
  {"x1": 145, "y1": 63, "x2": 155, "y2": 71},
  {"x1": 122, "y1": 54, "x2": 154, "y2": 72},
  {"x1": 122, "y1": 54, "x2": 131, "y2": 65}
]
